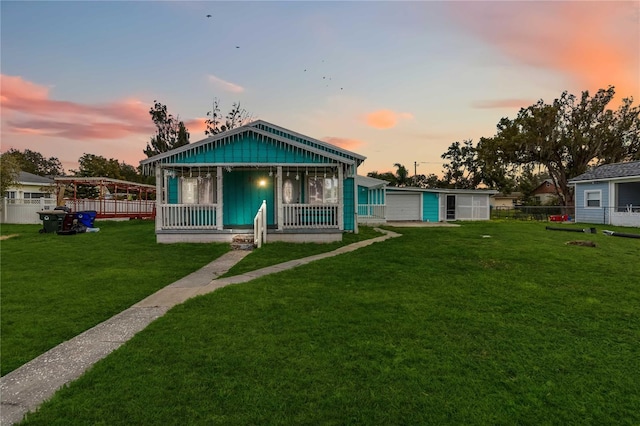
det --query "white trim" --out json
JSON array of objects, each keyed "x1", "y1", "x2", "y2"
[
  {"x1": 277, "y1": 166, "x2": 283, "y2": 231},
  {"x1": 339, "y1": 165, "x2": 347, "y2": 232},
  {"x1": 140, "y1": 126, "x2": 359, "y2": 168},
  {"x1": 584, "y1": 189, "x2": 602, "y2": 208},
  {"x1": 155, "y1": 165, "x2": 162, "y2": 232}
]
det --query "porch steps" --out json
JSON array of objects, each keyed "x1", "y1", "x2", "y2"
[{"x1": 231, "y1": 234, "x2": 255, "y2": 251}]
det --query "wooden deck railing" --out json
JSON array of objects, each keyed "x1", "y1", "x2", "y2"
[{"x1": 65, "y1": 199, "x2": 155, "y2": 218}]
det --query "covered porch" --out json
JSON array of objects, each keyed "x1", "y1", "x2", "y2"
[{"x1": 153, "y1": 163, "x2": 346, "y2": 243}]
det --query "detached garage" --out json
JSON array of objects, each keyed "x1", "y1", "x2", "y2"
[{"x1": 385, "y1": 187, "x2": 496, "y2": 222}]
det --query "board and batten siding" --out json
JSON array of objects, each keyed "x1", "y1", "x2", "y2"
[
  {"x1": 574, "y1": 182, "x2": 609, "y2": 224},
  {"x1": 177, "y1": 135, "x2": 333, "y2": 165},
  {"x1": 343, "y1": 177, "x2": 356, "y2": 232}
]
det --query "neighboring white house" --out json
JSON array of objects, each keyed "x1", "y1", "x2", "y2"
[
  {"x1": 568, "y1": 161, "x2": 640, "y2": 227},
  {"x1": 2, "y1": 171, "x2": 56, "y2": 224}
]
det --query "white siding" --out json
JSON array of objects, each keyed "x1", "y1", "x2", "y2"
[{"x1": 387, "y1": 193, "x2": 421, "y2": 220}]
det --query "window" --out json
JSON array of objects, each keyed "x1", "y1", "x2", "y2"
[
  {"x1": 585, "y1": 190, "x2": 601, "y2": 208},
  {"x1": 282, "y1": 178, "x2": 300, "y2": 204},
  {"x1": 24, "y1": 192, "x2": 52, "y2": 199},
  {"x1": 308, "y1": 177, "x2": 338, "y2": 204},
  {"x1": 5, "y1": 191, "x2": 16, "y2": 199},
  {"x1": 181, "y1": 177, "x2": 215, "y2": 204}
]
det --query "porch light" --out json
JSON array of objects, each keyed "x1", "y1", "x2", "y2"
[{"x1": 258, "y1": 178, "x2": 267, "y2": 187}]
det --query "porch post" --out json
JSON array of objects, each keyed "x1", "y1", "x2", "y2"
[
  {"x1": 338, "y1": 164, "x2": 345, "y2": 231},
  {"x1": 276, "y1": 166, "x2": 283, "y2": 231},
  {"x1": 216, "y1": 166, "x2": 223, "y2": 230},
  {"x1": 155, "y1": 165, "x2": 162, "y2": 231}
]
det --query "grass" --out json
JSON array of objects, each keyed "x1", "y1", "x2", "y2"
[
  {"x1": 0, "y1": 220, "x2": 229, "y2": 376},
  {"x1": 221, "y1": 225, "x2": 383, "y2": 277},
  {"x1": 16, "y1": 221, "x2": 640, "y2": 425},
  {"x1": 0, "y1": 221, "x2": 381, "y2": 376}
]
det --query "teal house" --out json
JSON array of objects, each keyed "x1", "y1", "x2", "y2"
[{"x1": 140, "y1": 121, "x2": 365, "y2": 244}]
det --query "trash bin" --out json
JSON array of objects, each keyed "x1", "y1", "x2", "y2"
[
  {"x1": 74, "y1": 211, "x2": 97, "y2": 228},
  {"x1": 37, "y1": 210, "x2": 67, "y2": 233}
]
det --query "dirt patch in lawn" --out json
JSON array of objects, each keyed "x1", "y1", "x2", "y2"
[{"x1": 0, "y1": 234, "x2": 19, "y2": 241}]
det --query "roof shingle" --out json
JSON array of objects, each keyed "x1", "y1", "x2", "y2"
[{"x1": 569, "y1": 161, "x2": 640, "y2": 182}]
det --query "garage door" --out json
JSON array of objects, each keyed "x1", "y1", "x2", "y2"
[{"x1": 387, "y1": 193, "x2": 421, "y2": 221}]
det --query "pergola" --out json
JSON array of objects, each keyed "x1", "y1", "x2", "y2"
[{"x1": 54, "y1": 177, "x2": 157, "y2": 219}]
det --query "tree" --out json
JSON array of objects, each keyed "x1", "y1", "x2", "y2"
[
  {"x1": 477, "y1": 86, "x2": 640, "y2": 206},
  {"x1": 367, "y1": 171, "x2": 397, "y2": 186},
  {"x1": 367, "y1": 164, "x2": 412, "y2": 187},
  {"x1": 440, "y1": 140, "x2": 482, "y2": 189},
  {"x1": 0, "y1": 152, "x2": 21, "y2": 196},
  {"x1": 410, "y1": 173, "x2": 444, "y2": 188},
  {"x1": 393, "y1": 163, "x2": 411, "y2": 187},
  {"x1": 71, "y1": 154, "x2": 147, "y2": 183},
  {"x1": 205, "y1": 98, "x2": 254, "y2": 136},
  {"x1": 144, "y1": 101, "x2": 190, "y2": 157},
  {"x1": 3, "y1": 148, "x2": 63, "y2": 176},
  {"x1": 517, "y1": 168, "x2": 548, "y2": 205}
]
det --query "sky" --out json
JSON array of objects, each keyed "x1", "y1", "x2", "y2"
[{"x1": 1, "y1": 1, "x2": 639, "y2": 177}]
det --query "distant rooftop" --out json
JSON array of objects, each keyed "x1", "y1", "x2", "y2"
[{"x1": 17, "y1": 171, "x2": 55, "y2": 185}]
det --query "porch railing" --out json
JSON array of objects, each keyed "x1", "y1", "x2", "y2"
[
  {"x1": 160, "y1": 204, "x2": 217, "y2": 229},
  {"x1": 282, "y1": 203, "x2": 339, "y2": 229},
  {"x1": 357, "y1": 204, "x2": 386, "y2": 220},
  {"x1": 254, "y1": 200, "x2": 267, "y2": 248}
]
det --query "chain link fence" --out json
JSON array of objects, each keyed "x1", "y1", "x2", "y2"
[{"x1": 491, "y1": 205, "x2": 575, "y2": 221}]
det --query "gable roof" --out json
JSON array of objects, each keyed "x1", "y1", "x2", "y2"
[
  {"x1": 568, "y1": 161, "x2": 640, "y2": 183},
  {"x1": 356, "y1": 175, "x2": 388, "y2": 189},
  {"x1": 17, "y1": 171, "x2": 55, "y2": 185},
  {"x1": 140, "y1": 120, "x2": 366, "y2": 173}
]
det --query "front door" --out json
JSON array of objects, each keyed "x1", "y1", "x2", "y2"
[
  {"x1": 223, "y1": 170, "x2": 275, "y2": 227},
  {"x1": 446, "y1": 195, "x2": 456, "y2": 220}
]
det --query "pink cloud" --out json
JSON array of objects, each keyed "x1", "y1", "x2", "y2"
[
  {"x1": 364, "y1": 109, "x2": 414, "y2": 129},
  {"x1": 322, "y1": 137, "x2": 365, "y2": 151},
  {"x1": 448, "y1": 2, "x2": 639, "y2": 101},
  {"x1": 207, "y1": 74, "x2": 245, "y2": 93},
  {"x1": 472, "y1": 99, "x2": 535, "y2": 110},
  {"x1": 1, "y1": 74, "x2": 154, "y2": 140},
  {"x1": 184, "y1": 117, "x2": 208, "y2": 135}
]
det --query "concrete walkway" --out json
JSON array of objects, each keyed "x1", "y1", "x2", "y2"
[{"x1": 0, "y1": 228, "x2": 401, "y2": 425}]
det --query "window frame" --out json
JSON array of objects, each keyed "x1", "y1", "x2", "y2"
[
  {"x1": 584, "y1": 190, "x2": 601, "y2": 208},
  {"x1": 180, "y1": 177, "x2": 216, "y2": 204},
  {"x1": 307, "y1": 176, "x2": 339, "y2": 205}
]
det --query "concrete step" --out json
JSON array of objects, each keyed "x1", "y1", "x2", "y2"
[{"x1": 231, "y1": 234, "x2": 255, "y2": 251}]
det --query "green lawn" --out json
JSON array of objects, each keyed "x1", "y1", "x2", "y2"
[
  {"x1": 0, "y1": 220, "x2": 231, "y2": 376},
  {"x1": 0, "y1": 221, "x2": 380, "y2": 376},
  {"x1": 14, "y1": 221, "x2": 640, "y2": 425}
]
